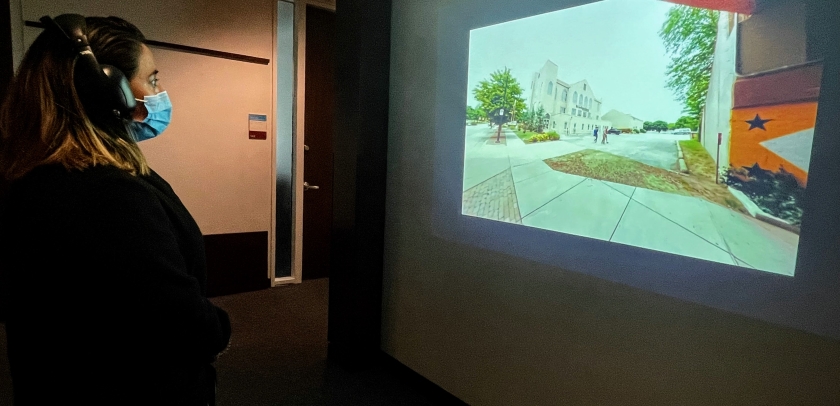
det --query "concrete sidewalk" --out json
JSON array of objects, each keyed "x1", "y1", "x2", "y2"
[{"x1": 461, "y1": 126, "x2": 798, "y2": 276}]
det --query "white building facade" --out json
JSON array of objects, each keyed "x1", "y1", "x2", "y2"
[
  {"x1": 529, "y1": 60, "x2": 611, "y2": 135},
  {"x1": 601, "y1": 109, "x2": 645, "y2": 131},
  {"x1": 701, "y1": 10, "x2": 738, "y2": 171}
]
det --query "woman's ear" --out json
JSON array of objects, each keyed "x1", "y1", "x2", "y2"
[{"x1": 132, "y1": 100, "x2": 148, "y2": 122}]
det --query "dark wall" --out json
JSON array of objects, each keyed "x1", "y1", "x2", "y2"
[
  {"x1": 205, "y1": 232, "x2": 271, "y2": 298},
  {"x1": 1, "y1": 0, "x2": 13, "y2": 100},
  {"x1": 328, "y1": 0, "x2": 391, "y2": 361}
]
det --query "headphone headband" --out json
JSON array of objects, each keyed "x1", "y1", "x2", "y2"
[{"x1": 40, "y1": 14, "x2": 137, "y2": 121}]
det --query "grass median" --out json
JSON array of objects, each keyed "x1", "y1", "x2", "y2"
[
  {"x1": 679, "y1": 140, "x2": 717, "y2": 182},
  {"x1": 514, "y1": 130, "x2": 538, "y2": 141},
  {"x1": 544, "y1": 149, "x2": 747, "y2": 213}
]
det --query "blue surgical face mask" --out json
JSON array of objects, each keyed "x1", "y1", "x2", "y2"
[{"x1": 129, "y1": 91, "x2": 172, "y2": 142}]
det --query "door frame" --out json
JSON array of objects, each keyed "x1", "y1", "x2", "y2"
[{"x1": 271, "y1": 0, "x2": 336, "y2": 287}]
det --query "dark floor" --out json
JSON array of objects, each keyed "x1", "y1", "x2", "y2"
[{"x1": 0, "y1": 279, "x2": 455, "y2": 406}]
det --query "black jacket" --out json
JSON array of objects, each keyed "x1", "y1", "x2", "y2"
[{"x1": 0, "y1": 164, "x2": 231, "y2": 405}]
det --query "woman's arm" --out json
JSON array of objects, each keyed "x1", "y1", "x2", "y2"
[{"x1": 66, "y1": 172, "x2": 232, "y2": 361}]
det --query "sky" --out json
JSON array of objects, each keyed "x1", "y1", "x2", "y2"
[{"x1": 466, "y1": 0, "x2": 692, "y2": 123}]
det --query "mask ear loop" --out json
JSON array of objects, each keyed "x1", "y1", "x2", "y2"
[{"x1": 134, "y1": 91, "x2": 163, "y2": 103}]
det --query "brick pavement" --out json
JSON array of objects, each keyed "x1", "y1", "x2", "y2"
[{"x1": 462, "y1": 168, "x2": 522, "y2": 224}]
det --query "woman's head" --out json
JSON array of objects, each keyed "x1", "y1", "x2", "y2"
[
  {"x1": 0, "y1": 15, "x2": 150, "y2": 183},
  {"x1": 86, "y1": 17, "x2": 168, "y2": 137}
]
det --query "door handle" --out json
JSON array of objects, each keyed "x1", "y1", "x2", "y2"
[
  {"x1": 303, "y1": 182, "x2": 319, "y2": 191},
  {"x1": 304, "y1": 144, "x2": 310, "y2": 151}
]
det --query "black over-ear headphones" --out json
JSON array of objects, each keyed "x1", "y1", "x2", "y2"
[{"x1": 40, "y1": 14, "x2": 137, "y2": 120}]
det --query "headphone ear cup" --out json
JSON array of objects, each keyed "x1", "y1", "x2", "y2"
[
  {"x1": 100, "y1": 65, "x2": 137, "y2": 119},
  {"x1": 46, "y1": 14, "x2": 137, "y2": 121},
  {"x1": 74, "y1": 61, "x2": 136, "y2": 121}
]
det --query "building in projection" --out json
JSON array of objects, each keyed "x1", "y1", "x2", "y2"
[
  {"x1": 700, "y1": 1, "x2": 823, "y2": 187},
  {"x1": 601, "y1": 109, "x2": 645, "y2": 131},
  {"x1": 529, "y1": 60, "x2": 611, "y2": 135}
]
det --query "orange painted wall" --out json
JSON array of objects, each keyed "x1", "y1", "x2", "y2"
[{"x1": 729, "y1": 102, "x2": 818, "y2": 186}]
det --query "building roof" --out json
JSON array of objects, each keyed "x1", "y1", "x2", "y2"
[{"x1": 604, "y1": 109, "x2": 645, "y2": 122}]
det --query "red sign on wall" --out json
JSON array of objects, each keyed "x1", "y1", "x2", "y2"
[{"x1": 249, "y1": 114, "x2": 268, "y2": 140}]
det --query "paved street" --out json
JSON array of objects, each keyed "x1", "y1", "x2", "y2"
[
  {"x1": 461, "y1": 124, "x2": 799, "y2": 276},
  {"x1": 561, "y1": 130, "x2": 690, "y2": 171}
]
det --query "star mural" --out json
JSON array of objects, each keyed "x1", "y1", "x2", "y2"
[
  {"x1": 731, "y1": 103, "x2": 817, "y2": 187},
  {"x1": 746, "y1": 114, "x2": 773, "y2": 130}
]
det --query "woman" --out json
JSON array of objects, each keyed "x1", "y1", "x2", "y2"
[{"x1": 0, "y1": 14, "x2": 231, "y2": 405}]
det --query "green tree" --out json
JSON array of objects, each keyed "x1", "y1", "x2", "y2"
[
  {"x1": 675, "y1": 115, "x2": 699, "y2": 130},
  {"x1": 517, "y1": 105, "x2": 547, "y2": 133},
  {"x1": 466, "y1": 106, "x2": 486, "y2": 121},
  {"x1": 516, "y1": 109, "x2": 530, "y2": 129},
  {"x1": 643, "y1": 121, "x2": 654, "y2": 131},
  {"x1": 652, "y1": 120, "x2": 669, "y2": 132},
  {"x1": 472, "y1": 68, "x2": 527, "y2": 125},
  {"x1": 659, "y1": 5, "x2": 719, "y2": 120},
  {"x1": 533, "y1": 105, "x2": 548, "y2": 133}
]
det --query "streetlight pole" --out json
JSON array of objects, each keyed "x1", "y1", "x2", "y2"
[{"x1": 496, "y1": 67, "x2": 509, "y2": 144}]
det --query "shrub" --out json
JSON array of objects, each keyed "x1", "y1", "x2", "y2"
[
  {"x1": 724, "y1": 164, "x2": 804, "y2": 225},
  {"x1": 640, "y1": 129, "x2": 647, "y2": 133},
  {"x1": 528, "y1": 132, "x2": 557, "y2": 143},
  {"x1": 632, "y1": 129, "x2": 639, "y2": 134}
]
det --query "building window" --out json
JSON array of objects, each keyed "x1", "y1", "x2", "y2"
[
  {"x1": 572, "y1": 108, "x2": 576, "y2": 116},
  {"x1": 573, "y1": 92, "x2": 578, "y2": 103},
  {"x1": 547, "y1": 82, "x2": 554, "y2": 95},
  {"x1": 562, "y1": 90, "x2": 568, "y2": 101},
  {"x1": 565, "y1": 122, "x2": 568, "y2": 129},
  {"x1": 584, "y1": 84, "x2": 587, "y2": 90}
]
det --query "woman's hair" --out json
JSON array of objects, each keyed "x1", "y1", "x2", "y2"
[
  {"x1": 0, "y1": 16, "x2": 150, "y2": 184},
  {"x1": 85, "y1": 17, "x2": 147, "y2": 81}
]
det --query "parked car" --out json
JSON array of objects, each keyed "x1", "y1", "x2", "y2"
[
  {"x1": 673, "y1": 128, "x2": 692, "y2": 135},
  {"x1": 607, "y1": 128, "x2": 621, "y2": 135}
]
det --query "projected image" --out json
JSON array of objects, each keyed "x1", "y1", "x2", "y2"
[{"x1": 462, "y1": 0, "x2": 823, "y2": 276}]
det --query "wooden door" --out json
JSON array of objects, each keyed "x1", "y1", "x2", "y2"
[{"x1": 302, "y1": 5, "x2": 336, "y2": 280}]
